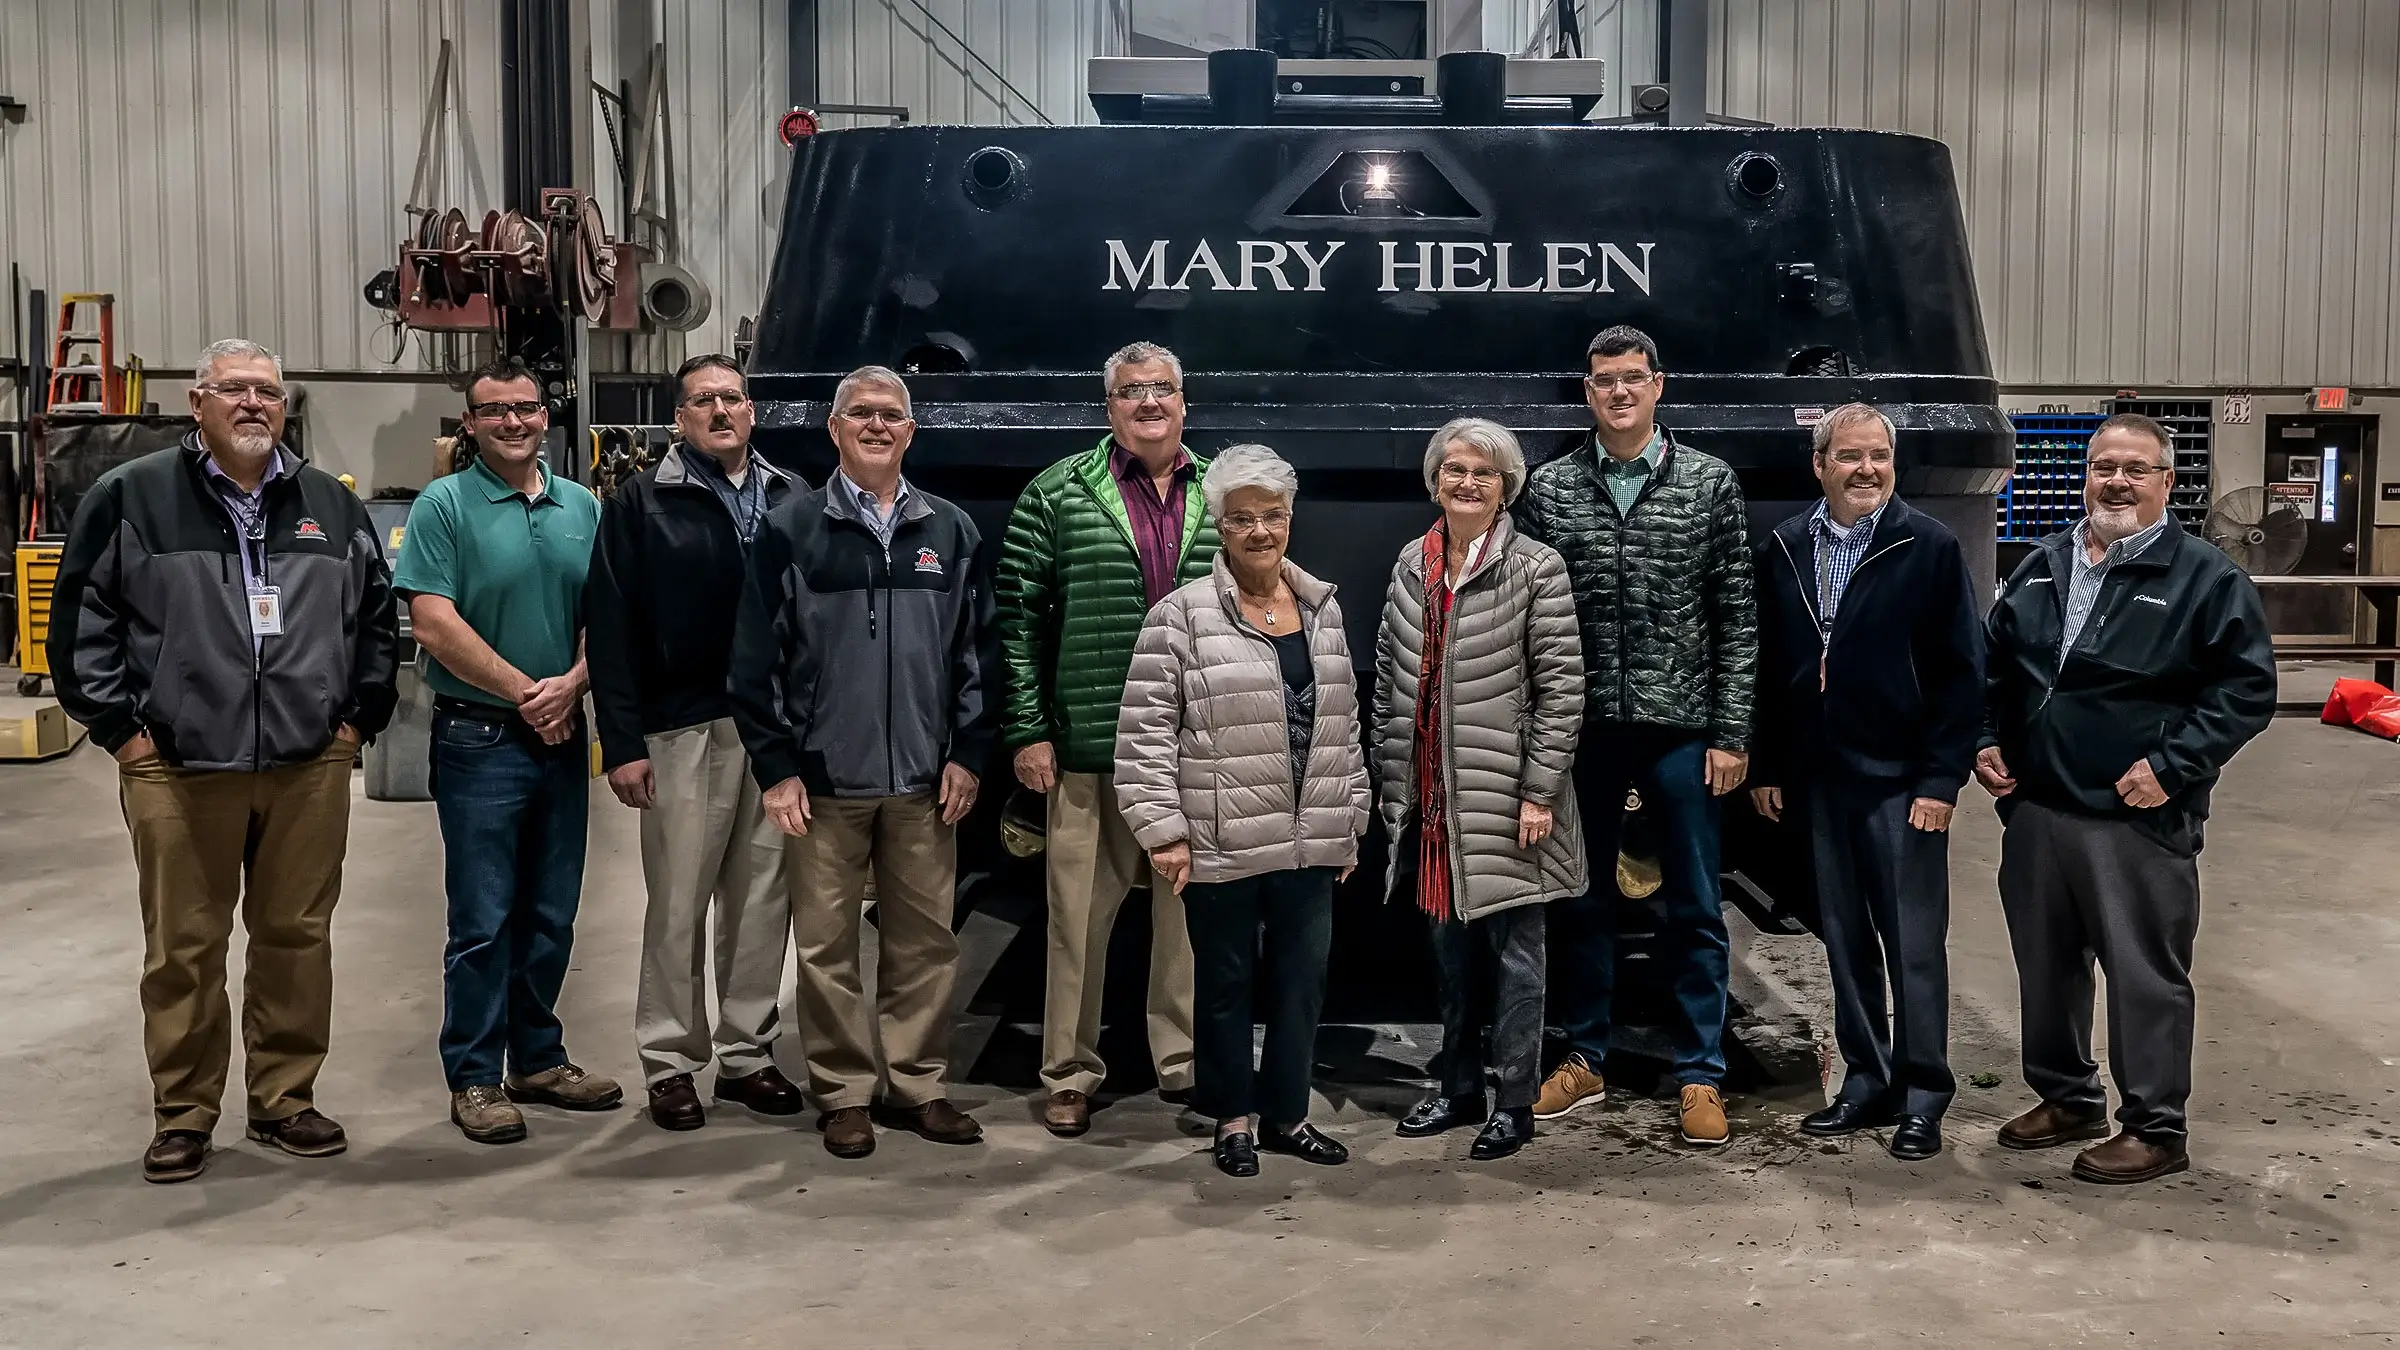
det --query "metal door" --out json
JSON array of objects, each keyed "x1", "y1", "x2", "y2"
[{"x1": 2263, "y1": 416, "x2": 2376, "y2": 638}]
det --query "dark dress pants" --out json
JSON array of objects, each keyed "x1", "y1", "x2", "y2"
[
  {"x1": 1806, "y1": 775, "x2": 1956, "y2": 1118},
  {"x1": 1182, "y1": 866, "x2": 1336, "y2": 1126},
  {"x1": 1553, "y1": 724, "x2": 1730, "y2": 1086},
  {"x1": 1429, "y1": 905, "x2": 1546, "y2": 1110}
]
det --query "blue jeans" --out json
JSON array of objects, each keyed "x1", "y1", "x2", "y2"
[
  {"x1": 1552, "y1": 724, "x2": 1730, "y2": 1086},
  {"x1": 429, "y1": 710, "x2": 591, "y2": 1090}
]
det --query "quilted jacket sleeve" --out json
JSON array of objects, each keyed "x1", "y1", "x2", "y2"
[
  {"x1": 995, "y1": 478, "x2": 1060, "y2": 750},
  {"x1": 1704, "y1": 466, "x2": 1759, "y2": 752},
  {"x1": 1520, "y1": 544, "x2": 1585, "y2": 804},
  {"x1": 1322, "y1": 596, "x2": 1373, "y2": 834},
  {"x1": 1372, "y1": 549, "x2": 1416, "y2": 828},
  {"x1": 1113, "y1": 596, "x2": 1192, "y2": 851}
]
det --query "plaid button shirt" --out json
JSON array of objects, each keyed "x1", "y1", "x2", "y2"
[{"x1": 1806, "y1": 498, "x2": 1887, "y2": 632}]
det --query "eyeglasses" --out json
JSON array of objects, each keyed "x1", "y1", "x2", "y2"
[
  {"x1": 681, "y1": 391, "x2": 749, "y2": 410},
  {"x1": 1584, "y1": 372, "x2": 1657, "y2": 393},
  {"x1": 1824, "y1": 449, "x2": 1893, "y2": 467},
  {"x1": 469, "y1": 400, "x2": 548, "y2": 421},
  {"x1": 200, "y1": 381, "x2": 288, "y2": 406},
  {"x1": 1220, "y1": 509, "x2": 1291, "y2": 535},
  {"x1": 2088, "y1": 462, "x2": 2169, "y2": 482},
  {"x1": 837, "y1": 407, "x2": 912, "y2": 427},
  {"x1": 1110, "y1": 381, "x2": 1181, "y2": 404},
  {"x1": 1437, "y1": 463, "x2": 1505, "y2": 486}
]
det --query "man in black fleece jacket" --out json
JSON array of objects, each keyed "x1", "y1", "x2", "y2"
[
  {"x1": 1977, "y1": 414, "x2": 2274, "y2": 1185},
  {"x1": 1750, "y1": 404, "x2": 1982, "y2": 1164},
  {"x1": 586, "y1": 354, "x2": 807, "y2": 1131}
]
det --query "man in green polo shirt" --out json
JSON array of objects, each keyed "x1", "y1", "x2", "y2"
[{"x1": 393, "y1": 359, "x2": 621, "y2": 1145}]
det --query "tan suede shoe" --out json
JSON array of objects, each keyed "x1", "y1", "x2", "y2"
[
  {"x1": 1532, "y1": 1056, "x2": 1606, "y2": 1120},
  {"x1": 1679, "y1": 1084, "x2": 1730, "y2": 1147}
]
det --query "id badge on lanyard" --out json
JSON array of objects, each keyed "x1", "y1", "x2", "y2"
[{"x1": 248, "y1": 583, "x2": 284, "y2": 636}]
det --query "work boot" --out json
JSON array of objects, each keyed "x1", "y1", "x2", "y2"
[
  {"x1": 1998, "y1": 1100, "x2": 2112, "y2": 1150},
  {"x1": 1679, "y1": 1084, "x2": 1731, "y2": 1147},
  {"x1": 820, "y1": 1106, "x2": 876, "y2": 1159},
  {"x1": 647, "y1": 1075, "x2": 706, "y2": 1131},
  {"x1": 1042, "y1": 1089, "x2": 1092, "y2": 1137},
  {"x1": 245, "y1": 1108, "x2": 348, "y2": 1158},
  {"x1": 883, "y1": 1098, "x2": 983, "y2": 1145},
  {"x1": 142, "y1": 1130, "x2": 212, "y2": 1184},
  {"x1": 451, "y1": 1086, "x2": 528, "y2": 1145},
  {"x1": 1532, "y1": 1055, "x2": 1606, "y2": 1121},
  {"x1": 2071, "y1": 1132, "x2": 2189, "y2": 1185},
  {"x1": 504, "y1": 1062, "x2": 624, "y2": 1111}
]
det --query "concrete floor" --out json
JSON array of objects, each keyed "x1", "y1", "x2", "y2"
[{"x1": 1, "y1": 703, "x2": 2396, "y2": 1348}]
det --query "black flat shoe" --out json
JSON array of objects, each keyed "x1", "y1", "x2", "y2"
[
  {"x1": 1800, "y1": 1098, "x2": 1900, "y2": 1137},
  {"x1": 1213, "y1": 1131, "x2": 1259, "y2": 1177},
  {"x1": 1889, "y1": 1114, "x2": 1942, "y2": 1161},
  {"x1": 1259, "y1": 1122, "x2": 1349, "y2": 1165},
  {"x1": 1396, "y1": 1094, "x2": 1486, "y2": 1138},
  {"x1": 1468, "y1": 1108, "x2": 1534, "y2": 1161}
]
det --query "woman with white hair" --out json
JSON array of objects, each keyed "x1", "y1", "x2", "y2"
[
  {"x1": 1115, "y1": 444, "x2": 1371, "y2": 1177},
  {"x1": 1375, "y1": 417, "x2": 1586, "y2": 1161}
]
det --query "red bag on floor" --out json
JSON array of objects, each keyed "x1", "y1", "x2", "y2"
[{"x1": 2320, "y1": 677, "x2": 2400, "y2": 739}]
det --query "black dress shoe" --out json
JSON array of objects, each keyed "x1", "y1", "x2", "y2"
[
  {"x1": 714, "y1": 1065, "x2": 806, "y2": 1116},
  {"x1": 1396, "y1": 1094, "x2": 1486, "y2": 1138},
  {"x1": 1213, "y1": 1131, "x2": 1259, "y2": 1177},
  {"x1": 648, "y1": 1075, "x2": 706, "y2": 1131},
  {"x1": 1258, "y1": 1122, "x2": 1349, "y2": 1165},
  {"x1": 1889, "y1": 1114, "x2": 1942, "y2": 1161},
  {"x1": 1469, "y1": 1108, "x2": 1534, "y2": 1161},
  {"x1": 1800, "y1": 1098, "x2": 1900, "y2": 1137}
]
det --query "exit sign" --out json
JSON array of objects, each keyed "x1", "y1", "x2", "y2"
[{"x1": 2314, "y1": 386, "x2": 2352, "y2": 411}]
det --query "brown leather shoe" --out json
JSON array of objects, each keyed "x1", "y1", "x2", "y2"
[
  {"x1": 142, "y1": 1130, "x2": 211, "y2": 1184},
  {"x1": 2072, "y1": 1131, "x2": 2189, "y2": 1185},
  {"x1": 1678, "y1": 1084, "x2": 1730, "y2": 1147},
  {"x1": 884, "y1": 1098, "x2": 983, "y2": 1145},
  {"x1": 245, "y1": 1108, "x2": 348, "y2": 1158},
  {"x1": 819, "y1": 1106, "x2": 876, "y2": 1159},
  {"x1": 504, "y1": 1062, "x2": 623, "y2": 1111},
  {"x1": 713, "y1": 1065, "x2": 806, "y2": 1117},
  {"x1": 1998, "y1": 1100, "x2": 2112, "y2": 1151},
  {"x1": 1042, "y1": 1089, "x2": 1092, "y2": 1137},
  {"x1": 648, "y1": 1074, "x2": 706, "y2": 1131}
]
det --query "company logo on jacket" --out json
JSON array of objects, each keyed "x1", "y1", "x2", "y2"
[
  {"x1": 294, "y1": 518, "x2": 326, "y2": 541},
  {"x1": 915, "y1": 546, "x2": 943, "y2": 574}
]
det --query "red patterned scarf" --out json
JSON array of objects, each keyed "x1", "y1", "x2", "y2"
[{"x1": 1414, "y1": 522, "x2": 1456, "y2": 922}]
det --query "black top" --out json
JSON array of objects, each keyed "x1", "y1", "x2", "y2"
[{"x1": 1268, "y1": 628, "x2": 1316, "y2": 794}]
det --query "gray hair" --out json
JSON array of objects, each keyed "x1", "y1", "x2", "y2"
[
  {"x1": 1202, "y1": 444, "x2": 1299, "y2": 521},
  {"x1": 1810, "y1": 402, "x2": 1896, "y2": 456},
  {"x1": 2091, "y1": 412, "x2": 2175, "y2": 468},
  {"x1": 194, "y1": 338, "x2": 282, "y2": 384},
  {"x1": 832, "y1": 364, "x2": 911, "y2": 417},
  {"x1": 1425, "y1": 417, "x2": 1528, "y2": 505},
  {"x1": 1103, "y1": 340, "x2": 1183, "y2": 395}
]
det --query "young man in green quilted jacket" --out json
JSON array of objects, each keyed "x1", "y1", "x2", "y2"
[{"x1": 996, "y1": 341, "x2": 1220, "y2": 1137}]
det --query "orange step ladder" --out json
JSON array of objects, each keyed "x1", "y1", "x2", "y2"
[{"x1": 45, "y1": 293, "x2": 123, "y2": 414}]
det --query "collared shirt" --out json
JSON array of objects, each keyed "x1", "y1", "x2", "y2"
[
  {"x1": 1806, "y1": 498, "x2": 1888, "y2": 631},
  {"x1": 836, "y1": 469, "x2": 913, "y2": 552},
  {"x1": 391, "y1": 455, "x2": 600, "y2": 708},
  {"x1": 201, "y1": 447, "x2": 294, "y2": 597},
  {"x1": 681, "y1": 444, "x2": 771, "y2": 545},
  {"x1": 1597, "y1": 429, "x2": 1663, "y2": 516},
  {"x1": 2060, "y1": 514, "x2": 2169, "y2": 664},
  {"x1": 1110, "y1": 441, "x2": 1194, "y2": 606}
]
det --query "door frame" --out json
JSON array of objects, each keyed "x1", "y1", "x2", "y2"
[{"x1": 2263, "y1": 412, "x2": 2381, "y2": 641}]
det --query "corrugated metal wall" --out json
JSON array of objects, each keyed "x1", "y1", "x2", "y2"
[
  {"x1": 1711, "y1": 0, "x2": 2400, "y2": 388},
  {"x1": 0, "y1": 0, "x2": 503, "y2": 374},
  {"x1": 814, "y1": 0, "x2": 1108, "y2": 128}
]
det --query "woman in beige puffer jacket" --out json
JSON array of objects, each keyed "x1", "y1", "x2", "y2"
[
  {"x1": 1375, "y1": 417, "x2": 1587, "y2": 1161},
  {"x1": 1116, "y1": 445, "x2": 1369, "y2": 1178}
]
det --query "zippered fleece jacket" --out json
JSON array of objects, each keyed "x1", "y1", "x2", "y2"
[
  {"x1": 50, "y1": 436, "x2": 398, "y2": 769},
  {"x1": 996, "y1": 438, "x2": 1220, "y2": 775},
  {"x1": 1515, "y1": 427, "x2": 1758, "y2": 749},
  {"x1": 728, "y1": 476, "x2": 998, "y2": 798}
]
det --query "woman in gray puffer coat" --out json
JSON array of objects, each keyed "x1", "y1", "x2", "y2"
[
  {"x1": 1375, "y1": 417, "x2": 1587, "y2": 1161},
  {"x1": 1117, "y1": 445, "x2": 1371, "y2": 1178}
]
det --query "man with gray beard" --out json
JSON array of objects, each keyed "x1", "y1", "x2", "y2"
[
  {"x1": 51, "y1": 339, "x2": 399, "y2": 1183},
  {"x1": 1976, "y1": 413, "x2": 2273, "y2": 1185}
]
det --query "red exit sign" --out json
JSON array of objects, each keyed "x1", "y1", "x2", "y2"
[{"x1": 2313, "y1": 387, "x2": 2352, "y2": 411}]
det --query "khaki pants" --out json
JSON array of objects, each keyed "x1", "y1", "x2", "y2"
[
  {"x1": 789, "y1": 791, "x2": 958, "y2": 1110},
  {"x1": 1041, "y1": 770, "x2": 1195, "y2": 1096},
  {"x1": 119, "y1": 741, "x2": 356, "y2": 1134},
  {"x1": 633, "y1": 719, "x2": 791, "y2": 1086}
]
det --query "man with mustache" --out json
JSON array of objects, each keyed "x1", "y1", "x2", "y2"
[
  {"x1": 1749, "y1": 404, "x2": 1983, "y2": 1162},
  {"x1": 996, "y1": 341, "x2": 1216, "y2": 1137},
  {"x1": 394, "y1": 360, "x2": 619, "y2": 1145},
  {"x1": 51, "y1": 338, "x2": 398, "y2": 1182},
  {"x1": 1977, "y1": 413, "x2": 2273, "y2": 1184},
  {"x1": 588, "y1": 354, "x2": 803, "y2": 1131},
  {"x1": 1516, "y1": 325, "x2": 1757, "y2": 1147},
  {"x1": 729, "y1": 365, "x2": 996, "y2": 1158}
]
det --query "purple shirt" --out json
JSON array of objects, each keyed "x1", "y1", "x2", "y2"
[
  {"x1": 1110, "y1": 442, "x2": 1193, "y2": 607},
  {"x1": 202, "y1": 447, "x2": 294, "y2": 593}
]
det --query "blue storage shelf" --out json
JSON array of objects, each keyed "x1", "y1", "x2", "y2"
[{"x1": 2000, "y1": 413, "x2": 2107, "y2": 543}]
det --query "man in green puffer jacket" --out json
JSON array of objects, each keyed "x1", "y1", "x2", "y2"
[
  {"x1": 996, "y1": 341, "x2": 1220, "y2": 1137},
  {"x1": 1515, "y1": 325, "x2": 1759, "y2": 1149}
]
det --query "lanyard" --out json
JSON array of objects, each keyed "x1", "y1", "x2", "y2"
[{"x1": 219, "y1": 486, "x2": 271, "y2": 585}]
